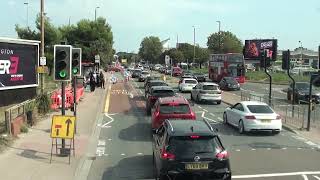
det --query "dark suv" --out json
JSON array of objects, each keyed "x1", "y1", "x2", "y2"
[
  {"x1": 153, "y1": 120, "x2": 231, "y2": 180},
  {"x1": 287, "y1": 82, "x2": 320, "y2": 103}
]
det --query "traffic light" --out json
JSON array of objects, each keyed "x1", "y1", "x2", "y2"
[
  {"x1": 282, "y1": 50, "x2": 290, "y2": 70},
  {"x1": 260, "y1": 49, "x2": 270, "y2": 68},
  {"x1": 72, "y1": 48, "x2": 82, "y2": 76},
  {"x1": 54, "y1": 45, "x2": 72, "y2": 81}
]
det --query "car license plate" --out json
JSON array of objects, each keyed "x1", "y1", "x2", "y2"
[
  {"x1": 261, "y1": 119, "x2": 271, "y2": 123},
  {"x1": 185, "y1": 163, "x2": 208, "y2": 170}
]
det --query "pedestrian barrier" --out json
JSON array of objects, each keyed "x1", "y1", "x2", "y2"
[{"x1": 50, "y1": 85, "x2": 85, "y2": 111}]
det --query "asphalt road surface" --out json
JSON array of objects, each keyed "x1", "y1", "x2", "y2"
[{"x1": 87, "y1": 73, "x2": 320, "y2": 180}]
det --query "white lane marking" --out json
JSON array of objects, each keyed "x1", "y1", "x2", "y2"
[
  {"x1": 251, "y1": 149, "x2": 256, "y2": 151},
  {"x1": 203, "y1": 109, "x2": 208, "y2": 112},
  {"x1": 306, "y1": 141, "x2": 317, "y2": 146},
  {"x1": 313, "y1": 175, "x2": 320, "y2": 180},
  {"x1": 236, "y1": 149, "x2": 240, "y2": 152},
  {"x1": 195, "y1": 111, "x2": 204, "y2": 113},
  {"x1": 96, "y1": 147, "x2": 105, "y2": 157},
  {"x1": 297, "y1": 147, "x2": 302, "y2": 150},
  {"x1": 201, "y1": 111, "x2": 205, "y2": 118},
  {"x1": 217, "y1": 117, "x2": 223, "y2": 121},
  {"x1": 129, "y1": 93, "x2": 134, "y2": 98},
  {"x1": 108, "y1": 138, "x2": 112, "y2": 141},
  {"x1": 302, "y1": 174, "x2": 308, "y2": 180},
  {"x1": 232, "y1": 171, "x2": 320, "y2": 179},
  {"x1": 198, "y1": 105, "x2": 202, "y2": 109},
  {"x1": 203, "y1": 116, "x2": 217, "y2": 123},
  {"x1": 137, "y1": 153, "x2": 143, "y2": 155},
  {"x1": 267, "y1": 148, "x2": 271, "y2": 150},
  {"x1": 282, "y1": 147, "x2": 287, "y2": 150},
  {"x1": 101, "y1": 113, "x2": 114, "y2": 127},
  {"x1": 98, "y1": 140, "x2": 106, "y2": 146},
  {"x1": 209, "y1": 113, "x2": 216, "y2": 117},
  {"x1": 121, "y1": 153, "x2": 126, "y2": 156}
]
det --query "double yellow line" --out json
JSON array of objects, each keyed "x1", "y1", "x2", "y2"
[{"x1": 104, "y1": 82, "x2": 112, "y2": 113}]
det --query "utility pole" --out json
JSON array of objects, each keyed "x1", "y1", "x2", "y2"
[
  {"x1": 216, "y1": 21, "x2": 221, "y2": 53},
  {"x1": 95, "y1": 6, "x2": 100, "y2": 21},
  {"x1": 68, "y1": 16, "x2": 71, "y2": 26},
  {"x1": 40, "y1": 0, "x2": 45, "y2": 94},
  {"x1": 24, "y1": 1, "x2": 29, "y2": 27},
  {"x1": 176, "y1": 34, "x2": 179, "y2": 48},
  {"x1": 193, "y1": 26, "x2": 196, "y2": 63}
]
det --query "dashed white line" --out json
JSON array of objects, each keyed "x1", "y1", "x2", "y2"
[
  {"x1": 198, "y1": 105, "x2": 202, "y2": 109},
  {"x1": 209, "y1": 113, "x2": 216, "y2": 117},
  {"x1": 137, "y1": 153, "x2": 143, "y2": 155},
  {"x1": 121, "y1": 153, "x2": 126, "y2": 156},
  {"x1": 203, "y1": 109, "x2": 208, "y2": 112},
  {"x1": 236, "y1": 149, "x2": 240, "y2": 152},
  {"x1": 282, "y1": 147, "x2": 287, "y2": 150},
  {"x1": 267, "y1": 148, "x2": 271, "y2": 150},
  {"x1": 201, "y1": 111, "x2": 205, "y2": 118},
  {"x1": 251, "y1": 149, "x2": 256, "y2": 151},
  {"x1": 302, "y1": 174, "x2": 308, "y2": 180},
  {"x1": 108, "y1": 138, "x2": 112, "y2": 141},
  {"x1": 203, "y1": 116, "x2": 217, "y2": 123}
]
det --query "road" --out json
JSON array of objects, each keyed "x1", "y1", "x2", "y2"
[{"x1": 87, "y1": 72, "x2": 320, "y2": 180}]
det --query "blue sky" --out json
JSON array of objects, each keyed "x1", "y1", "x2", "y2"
[{"x1": 1, "y1": 0, "x2": 319, "y2": 53}]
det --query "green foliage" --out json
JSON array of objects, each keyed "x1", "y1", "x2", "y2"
[
  {"x1": 139, "y1": 36, "x2": 163, "y2": 64},
  {"x1": 15, "y1": 26, "x2": 39, "y2": 40},
  {"x1": 25, "y1": 101, "x2": 36, "y2": 112},
  {"x1": 176, "y1": 43, "x2": 209, "y2": 65},
  {"x1": 207, "y1": 31, "x2": 243, "y2": 54},
  {"x1": 20, "y1": 124, "x2": 29, "y2": 133},
  {"x1": 117, "y1": 52, "x2": 139, "y2": 64},
  {"x1": 246, "y1": 71, "x2": 309, "y2": 83},
  {"x1": 36, "y1": 94, "x2": 51, "y2": 114}
]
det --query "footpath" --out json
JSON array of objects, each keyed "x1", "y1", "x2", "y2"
[{"x1": 0, "y1": 73, "x2": 110, "y2": 180}]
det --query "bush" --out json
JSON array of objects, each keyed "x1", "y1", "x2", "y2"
[
  {"x1": 20, "y1": 123, "x2": 29, "y2": 133},
  {"x1": 36, "y1": 93, "x2": 51, "y2": 114}
]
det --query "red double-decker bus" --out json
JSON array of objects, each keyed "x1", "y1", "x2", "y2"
[{"x1": 208, "y1": 53, "x2": 246, "y2": 83}]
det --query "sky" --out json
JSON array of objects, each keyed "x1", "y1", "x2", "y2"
[{"x1": 1, "y1": 0, "x2": 320, "y2": 53}]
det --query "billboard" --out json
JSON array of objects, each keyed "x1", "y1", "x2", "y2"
[
  {"x1": 0, "y1": 39, "x2": 39, "y2": 90},
  {"x1": 244, "y1": 39, "x2": 278, "y2": 61}
]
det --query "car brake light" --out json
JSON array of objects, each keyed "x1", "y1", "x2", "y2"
[
  {"x1": 190, "y1": 111, "x2": 196, "y2": 119},
  {"x1": 190, "y1": 135, "x2": 200, "y2": 139},
  {"x1": 276, "y1": 115, "x2": 281, "y2": 120},
  {"x1": 161, "y1": 149, "x2": 175, "y2": 160},
  {"x1": 245, "y1": 115, "x2": 256, "y2": 120},
  {"x1": 216, "y1": 150, "x2": 229, "y2": 160},
  {"x1": 155, "y1": 111, "x2": 160, "y2": 117}
]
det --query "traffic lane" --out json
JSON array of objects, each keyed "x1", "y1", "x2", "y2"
[{"x1": 88, "y1": 78, "x2": 153, "y2": 180}]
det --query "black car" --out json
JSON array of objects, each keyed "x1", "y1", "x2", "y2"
[
  {"x1": 287, "y1": 82, "x2": 320, "y2": 103},
  {"x1": 193, "y1": 73, "x2": 206, "y2": 82},
  {"x1": 145, "y1": 80, "x2": 168, "y2": 97},
  {"x1": 153, "y1": 120, "x2": 231, "y2": 180},
  {"x1": 219, "y1": 77, "x2": 240, "y2": 91},
  {"x1": 146, "y1": 86, "x2": 175, "y2": 114},
  {"x1": 145, "y1": 76, "x2": 161, "y2": 88},
  {"x1": 132, "y1": 69, "x2": 142, "y2": 78}
]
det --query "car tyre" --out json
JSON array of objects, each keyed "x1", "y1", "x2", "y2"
[
  {"x1": 217, "y1": 101, "x2": 221, "y2": 105},
  {"x1": 272, "y1": 130, "x2": 280, "y2": 135},
  {"x1": 190, "y1": 93, "x2": 194, "y2": 100},
  {"x1": 239, "y1": 120, "x2": 245, "y2": 134},
  {"x1": 287, "y1": 92, "x2": 291, "y2": 101},
  {"x1": 223, "y1": 113, "x2": 228, "y2": 124}
]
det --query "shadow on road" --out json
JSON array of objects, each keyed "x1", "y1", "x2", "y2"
[
  {"x1": 119, "y1": 123, "x2": 152, "y2": 142},
  {"x1": 102, "y1": 155, "x2": 154, "y2": 180}
]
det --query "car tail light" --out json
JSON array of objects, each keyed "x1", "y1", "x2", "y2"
[
  {"x1": 245, "y1": 115, "x2": 256, "y2": 120},
  {"x1": 161, "y1": 149, "x2": 175, "y2": 160},
  {"x1": 276, "y1": 115, "x2": 281, "y2": 120},
  {"x1": 190, "y1": 135, "x2": 200, "y2": 139},
  {"x1": 154, "y1": 111, "x2": 160, "y2": 117},
  {"x1": 216, "y1": 150, "x2": 229, "y2": 160},
  {"x1": 190, "y1": 111, "x2": 196, "y2": 119}
]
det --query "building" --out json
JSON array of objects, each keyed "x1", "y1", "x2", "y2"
[{"x1": 278, "y1": 48, "x2": 319, "y2": 68}]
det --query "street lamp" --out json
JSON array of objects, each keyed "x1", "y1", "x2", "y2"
[
  {"x1": 192, "y1": 26, "x2": 196, "y2": 63},
  {"x1": 216, "y1": 21, "x2": 221, "y2": 53},
  {"x1": 95, "y1": 6, "x2": 100, "y2": 21},
  {"x1": 24, "y1": 1, "x2": 29, "y2": 27}
]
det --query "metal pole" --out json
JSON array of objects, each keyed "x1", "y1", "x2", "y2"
[
  {"x1": 193, "y1": 26, "x2": 195, "y2": 63},
  {"x1": 61, "y1": 82, "x2": 66, "y2": 154},
  {"x1": 307, "y1": 78, "x2": 313, "y2": 131},
  {"x1": 24, "y1": 2, "x2": 29, "y2": 27},
  {"x1": 73, "y1": 76, "x2": 77, "y2": 134},
  {"x1": 217, "y1": 21, "x2": 221, "y2": 53},
  {"x1": 95, "y1": 9, "x2": 97, "y2": 21},
  {"x1": 263, "y1": 50, "x2": 272, "y2": 105},
  {"x1": 286, "y1": 49, "x2": 295, "y2": 117},
  {"x1": 40, "y1": 0, "x2": 45, "y2": 94}
]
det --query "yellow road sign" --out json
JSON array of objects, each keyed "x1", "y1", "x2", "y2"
[
  {"x1": 51, "y1": 115, "x2": 76, "y2": 139},
  {"x1": 37, "y1": 66, "x2": 49, "y2": 74}
]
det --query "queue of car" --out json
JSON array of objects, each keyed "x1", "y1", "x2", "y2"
[{"x1": 127, "y1": 64, "x2": 282, "y2": 179}]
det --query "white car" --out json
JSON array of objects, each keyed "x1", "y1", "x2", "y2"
[
  {"x1": 223, "y1": 101, "x2": 282, "y2": 134},
  {"x1": 178, "y1": 78, "x2": 198, "y2": 92},
  {"x1": 191, "y1": 82, "x2": 222, "y2": 104}
]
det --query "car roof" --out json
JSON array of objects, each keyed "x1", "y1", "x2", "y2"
[
  {"x1": 142, "y1": 71, "x2": 149, "y2": 73},
  {"x1": 159, "y1": 96, "x2": 188, "y2": 104},
  {"x1": 183, "y1": 78, "x2": 197, "y2": 81},
  {"x1": 201, "y1": 82, "x2": 219, "y2": 86},
  {"x1": 240, "y1": 101, "x2": 269, "y2": 106},
  {"x1": 151, "y1": 86, "x2": 173, "y2": 91},
  {"x1": 166, "y1": 120, "x2": 216, "y2": 137}
]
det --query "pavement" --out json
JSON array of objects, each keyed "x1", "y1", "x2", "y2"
[{"x1": 0, "y1": 72, "x2": 109, "y2": 180}]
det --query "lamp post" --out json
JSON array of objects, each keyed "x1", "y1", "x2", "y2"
[
  {"x1": 95, "y1": 6, "x2": 100, "y2": 21},
  {"x1": 24, "y1": 1, "x2": 29, "y2": 27},
  {"x1": 216, "y1": 21, "x2": 221, "y2": 53}
]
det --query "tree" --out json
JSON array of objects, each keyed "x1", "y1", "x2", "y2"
[
  {"x1": 207, "y1": 31, "x2": 243, "y2": 54},
  {"x1": 138, "y1": 36, "x2": 162, "y2": 64}
]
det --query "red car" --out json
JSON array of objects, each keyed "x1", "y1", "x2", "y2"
[
  {"x1": 151, "y1": 96, "x2": 196, "y2": 131},
  {"x1": 172, "y1": 67, "x2": 183, "y2": 76}
]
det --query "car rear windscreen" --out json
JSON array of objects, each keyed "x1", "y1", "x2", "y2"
[
  {"x1": 159, "y1": 104, "x2": 190, "y2": 114},
  {"x1": 185, "y1": 80, "x2": 197, "y2": 84},
  {"x1": 203, "y1": 85, "x2": 218, "y2": 90},
  {"x1": 150, "y1": 82, "x2": 168, "y2": 87},
  {"x1": 168, "y1": 136, "x2": 222, "y2": 156},
  {"x1": 247, "y1": 105, "x2": 274, "y2": 114},
  {"x1": 142, "y1": 72, "x2": 149, "y2": 75},
  {"x1": 152, "y1": 90, "x2": 174, "y2": 97}
]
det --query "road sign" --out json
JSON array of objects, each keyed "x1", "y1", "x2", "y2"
[
  {"x1": 51, "y1": 115, "x2": 76, "y2": 139},
  {"x1": 121, "y1": 59, "x2": 127, "y2": 64},
  {"x1": 37, "y1": 66, "x2": 49, "y2": 74},
  {"x1": 40, "y1": 56, "x2": 46, "y2": 66},
  {"x1": 95, "y1": 55, "x2": 100, "y2": 63}
]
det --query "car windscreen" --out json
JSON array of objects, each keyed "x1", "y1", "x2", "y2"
[
  {"x1": 168, "y1": 136, "x2": 222, "y2": 156},
  {"x1": 150, "y1": 82, "x2": 168, "y2": 87},
  {"x1": 295, "y1": 83, "x2": 309, "y2": 90},
  {"x1": 185, "y1": 80, "x2": 197, "y2": 84},
  {"x1": 152, "y1": 90, "x2": 174, "y2": 97},
  {"x1": 203, "y1": 85, "x2": 218, "y2": 90},
  {"x1": 159, "y1": 104, "x2": 190, "y2": 114},
  {"x1": 134, "y1": 70, "x2": 141, "y2": 73},
  {"x1": 247, "y1": 105, "x2": 274, "y2": 114},
  {"x1": 225, "y1": 78, "x2": 237, "y2": 84}
]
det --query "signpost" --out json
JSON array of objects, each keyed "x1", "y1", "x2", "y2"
[{"x1": 50, "y1": 115, "x2": 76, "y2": 163}]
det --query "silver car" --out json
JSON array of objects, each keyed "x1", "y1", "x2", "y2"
[{"x1": 191, "y1": 82, "x2": 222, "y2": 104}]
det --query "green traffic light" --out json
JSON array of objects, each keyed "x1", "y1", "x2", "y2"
[
  {"x1": 72, "y1": 68, "x2": 79, "y2": 74},
  {"x1": 59, "y1": 70, "x2": 67, "y2": 78}
]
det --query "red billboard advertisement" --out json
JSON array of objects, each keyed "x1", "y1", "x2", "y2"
[
  {"x1": 0, "y1": 38, "x2": 39, "y2": 90},
  {"x1": 244, "y1": 39, "x2": 278, "y2": 61}
]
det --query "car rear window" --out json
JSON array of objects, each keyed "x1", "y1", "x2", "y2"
[
  {"x1": 185, "y1": 80, "x2": 197, "y2": 84},
  {"x1": 150, "y1": 82, "x2": 168, "y2": 87},
  {"x1": 247, "y1": 105, "x2": 274, "y2": 114},
  {"x1": 159, "y1": 104, "x2": 190, "y2": 114},
  {"x1": 142, "y1": 72, "x2": 149, "y2": 75},
  {"x1": 152, "y1": 90, "x2": 174, "y2": 97},
  {"x1": 168, "y1": 136, "x2": 222, "y2": 156},
  {"x1": 203, "y1": 85, "x2": 218, "y2": 90}
]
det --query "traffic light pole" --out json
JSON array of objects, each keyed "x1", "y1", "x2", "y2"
[
  {"x1": 60, "y1": 82, "x2": 67, "y2": 156},
  {"x1": 73, "y1": 76, "x2": 77, "y2": 134},
  {"x1": 263, "y1": 51, "x2": 272, "y2": 105},
  {"x1": 307, "y1": 73, "x2": 320, "y2": 131}
]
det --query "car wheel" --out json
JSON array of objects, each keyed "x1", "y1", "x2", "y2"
[
  {"x1": 239, "y1": 120, "x2": 245, "y2": 134},
  {"x1": 223, "y1": 113, "x2": 228, "y2": 124},
  {"x1": 272, "y1": 130, "x2": 280, "y2": 135},
  {"x1": 190, "y1": 93, "x2": 194, "y2": 100},
  {"x1": 217, "y1": 101, "x2": 221, "y2": 105}
]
